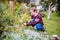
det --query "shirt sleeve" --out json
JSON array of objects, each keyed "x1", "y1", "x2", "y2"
[{"x1": 26, "y1": 17, "x2": 40, "y2": 26}]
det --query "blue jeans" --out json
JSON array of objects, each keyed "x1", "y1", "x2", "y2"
[{"x1": 34, "y1": 23, "x2": 45, "y2": 31}]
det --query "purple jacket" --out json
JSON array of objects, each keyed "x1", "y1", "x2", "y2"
[{"x1": 26, "y1": 13, "x2": 44, "y2": 26}]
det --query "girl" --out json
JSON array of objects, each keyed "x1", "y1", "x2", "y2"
[{"x1": 23, "y1": 8, "x2": 45, "y2": 32}]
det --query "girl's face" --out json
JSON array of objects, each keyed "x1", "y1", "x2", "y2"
[
  {"x1": 30, "y1": 9, "x2": 33, "y2": 13},
  {"x1": 31, "y1": 12, "x2": 35, "y2": 15},
  {"x1": 30, "y1": 9, "x2": 34, "y2": 15},
  {"x1": 30, "y1": 8, "x2": 37, "y2": 15}
]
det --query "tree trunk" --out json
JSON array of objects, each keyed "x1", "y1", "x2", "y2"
[
  {"x1": 48, "y1": 2, "x2": 52, "y2": 20},
  {"x1": 48, "y1": 5, "x2": 51, "y2": 20},
  {"x1": 9, "y1": 0, "x2": 14, "y2": 13}
]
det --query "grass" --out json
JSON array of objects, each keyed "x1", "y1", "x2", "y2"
[{"x1": 43, "y1": 11, "x2": 60, "y2": 35}]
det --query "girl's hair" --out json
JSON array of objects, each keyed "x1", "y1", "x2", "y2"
[
  {"x1": 33, "y1": 9, "x2": 37, "y2": 12},
  {"x1": 30, "y1": 7, "x2": 37, "y2": 12}
]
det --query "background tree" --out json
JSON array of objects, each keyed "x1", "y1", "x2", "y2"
[
  {"x1": 9, "y1": 0, "x2": 14, "y2": 13},
  {"x1": 40, "y1": 0, "x2": 57, "y2": 19},
  {"x1": 57, "y1": 0, "x2": 60, "y2": 16}
]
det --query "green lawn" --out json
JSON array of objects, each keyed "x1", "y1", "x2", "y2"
[{"x1": 43, "y1": 12, "x2": 60, "y2": 35}]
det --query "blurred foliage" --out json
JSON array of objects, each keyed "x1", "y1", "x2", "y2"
[
  {"x1": 0, "y1": 2, "x2": 7, "y2": 36},
  {"x1": 0, "y1": 1, "x2": 60, "y2": 40},
  {"x1": 57, "y1": 0, "x2": 60, "y2": 16},
  {"x1": 0, "y1": 2, "x2": 31, "y2": 38}
]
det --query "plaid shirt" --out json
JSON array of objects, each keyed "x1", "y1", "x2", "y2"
[{"x1": 26, "y1": 13, "x2": 44, "y2": 26}]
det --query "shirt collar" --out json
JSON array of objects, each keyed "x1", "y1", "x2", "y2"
[{"x1": 34, "y1": 13, "x2": 38, "y2": 16}]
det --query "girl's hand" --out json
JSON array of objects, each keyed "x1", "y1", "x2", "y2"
[
  {"x1": 14, "y1": 26, "x2": 19, "y2": 29},
  {"x1": 22, "y1": 23, "x2": 26, "y2": 26}
]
